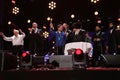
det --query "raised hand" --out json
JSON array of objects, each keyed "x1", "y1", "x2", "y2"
[
  {"x1": 19, "y1": 29, "x2": 24, "y2": 34},
  {"x1": 0, "y1": 32, "x2": 5, "y2": 37},
  {"x1": 50, "y1": 22, "x2": 54, "y2": 29},
  {"x1": 28, "y1": 28, "x2": 32, "y2": 31}
]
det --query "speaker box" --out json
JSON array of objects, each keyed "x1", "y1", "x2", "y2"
[
  {"x1": 49, "y1": 55, "x2": 73, "y2": 68},
  {"x1": 32, "y1": 56, "x2": 44, "y2": 67},
  {"x1": 101, "y1": 54, "x2": 120, "y2": 67},
  {"x1": 0, "y1": 50, "x2": 17, "y2": 71}
]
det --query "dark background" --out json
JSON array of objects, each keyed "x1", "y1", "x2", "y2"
[
  {"x1": 1, "y1": 0, "x2": 120, "y2": 30},
  {"x1": 0, "y1": 0, "x2": 120, "y2": 50}
]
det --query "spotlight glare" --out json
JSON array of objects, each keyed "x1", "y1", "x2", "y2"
[
  {"x1": 43, "y1": 26, "x2": 47, "y2": 29},
  {"x1": 52, "y1": 46, "x2": 55, "y2": 49},
  {"x1": 12, "y1": 6, "x2": 19, "y2": 14},
  {"x1": 48, "y1": 1, "x2": 56, "y2": 10},
  {"x1": 27, "y1": 19, "x2": 31, "y2": 23},
  {"x1": 71, "y1": 14, "x2": 75, "y2": 19},
  {"x1": 117, "y1": 25, "x2": 120, "y2": 29},
  {"x1": 94, "y1": 11, "x2": 98, "y2": 16},
  {"x1": 8, "y1": 21, "x2": 12, "y2": 25},
  {"x1": 43, "y1": 31, "x2": 49, "y2": 38},
  {"x1": 94, "y1": 1, "x2": 97, "y2": 3},
  {"x1": 52, "y1": 41, "x2": 55, "y2": 44},
  {"x1": 118, "y1": 18, "x2": 120, "y2": 21},
  {"x1": 91, "y1": 0, "x2": 99, "y2": 3},
  {"x1": 91, "y1": 0, "x2": 94, "y2": 2},
  {"x1": 47, "y1": 17, "x2": 51, "y2": 21}
]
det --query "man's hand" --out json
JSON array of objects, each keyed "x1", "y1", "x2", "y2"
[
  {"x1": 118, "y1": 45, "x2": 120, "y2": 49},
  {"x1": 19, "y1": 29, "x2": 23, "y2": 33},
  {"x1": 50, "y1": 22, "x2": 54, "y2": 29},
  {"x1": 0, "y1": 32, "x2": 4, "y2": 37}
]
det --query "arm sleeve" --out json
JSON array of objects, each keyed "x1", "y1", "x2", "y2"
[
  {"x1": 48, "y1": 28, "x2": 55, "y2": 42},
  {"x1": 3, "y1": 36, "x2": 12, "y2": 41},
  {"x1": 21, "y1": 32, "x2": 26, "y2": 38}
]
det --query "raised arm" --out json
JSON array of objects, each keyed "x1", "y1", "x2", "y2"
[
  {"x1": 19, "y1": 29, "x2": 25, "y2": 38},
  {"x1": 0, "y1": 32, "x2": 12, "y2": 41}
]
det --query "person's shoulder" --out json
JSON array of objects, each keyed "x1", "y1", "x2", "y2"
[
  {"x1": 38, "y1": 28, "x2": 42, "y2": 31},
  {"x1": 80, "y1": 29, "x2": 86, "y2": 33},
  {"x1": 81, "y1": 29, "x2": 85, "y2": 31},
  {"x1": 101, "y1": 31, "x2": 105, "y2": 34}
]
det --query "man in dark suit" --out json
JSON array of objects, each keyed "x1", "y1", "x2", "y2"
[
  {"x1": 116, "y1": 24, "x2": 120, "y2": 54},
  {"x1": 106, "y1": 22, "x2": 117, "y2": 55},
  {"x1": 92, "y1": 25, "x2": 106, "y2": 66},
  {"x1": 66, "y1": 22, "x2": 89, "y2": 43},
  {"x1": 28, "y1": 22, "x2": 45, "y2": 56}
]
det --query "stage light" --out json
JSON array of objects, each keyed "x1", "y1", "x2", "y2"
[
  {"x1": 21, "y1": 51, "x2": 31, "y2": 63},
  {"x1": 47, "y1": 17, "x2": 51, "y2": 21},
  {"x1": 74, "y1": 49, "x2": 84, "y2": 62},
  {"x1": 52, "y1": 41, "x2": 55, "y2": 44},
  {"x1": 49, "y1": 1, "x2": 56, "y2": 10},
  {"x1": 8, "y1": 21, "x2": 12, "y2": 25},
  {"x1": 91, "y1": 0, "x2": 99, "y2": 3},
  {"x1": 71, "y1": 14, "x2": 75, "y2": 19},
  {"x1": 71, "y1": 48, "x2": 86, "y2": 69},
  {"x1": 12, "y1": 6, "x2": 19, "y2": 14},
  {"x1": 118, "y1": 18, "x2": 120, "y2": 21},
  {"x1": 21, "y1": 51, "x2": 32, "y2": 69},
  {"x1": 91, "y1": 0, "x2": 94, "y2": 2},
  {"x1": 94, "y1": 0, "x2": 97, "y2": 3},
  {"x1": 94, "y1": 11, "x2": 98, "y2": 16},
  {"x1": 43, "y1": 31, "x2": 49, "y2": 38},
  {"x1": 27, "y1": 19, "x2": 31, "y2": 23},
  {"x1": 52, "y1": 46, "x2": 55, "y2": 49},
  {"x1": 117, "y1": 25, "x2": 120, "y2": 29}
]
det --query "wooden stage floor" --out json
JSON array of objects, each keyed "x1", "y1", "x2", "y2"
[{"x1": 0, "y1": 67, "x2": 120, "y2": 80}]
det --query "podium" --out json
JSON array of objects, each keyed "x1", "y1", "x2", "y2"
[
  {"x1": 64, "y1": 42, "x2": 93, "y2": 57},
  {"x1": 64, "y1": 42, "x2": 93, "y2": 69}
]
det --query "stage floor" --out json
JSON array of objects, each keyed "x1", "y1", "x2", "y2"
[{"x1": 0, "y1": 67, "x2": 120, "y2": 80}]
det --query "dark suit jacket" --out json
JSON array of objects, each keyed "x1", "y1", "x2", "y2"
[
  {"x1": 107, "y1": 28, "x2": 117, "y2": 54},
  {"x1": 66, "y1": 29, "x2": 87, "y2": 43},
  {"x1": 28, "y1": 28, "x2": 46, "y2": 55},
  {"x1": 92, "y1": 31, "x2": 105, "y2": 54}
]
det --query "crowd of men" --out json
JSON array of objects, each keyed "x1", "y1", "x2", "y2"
[{"x1": 0, "y1": 21, "x2": 120, "y2": 67}]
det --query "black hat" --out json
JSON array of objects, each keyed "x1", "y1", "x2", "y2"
[{"x1": 72, "y1": 22, "x2": 82, "y2": 29}]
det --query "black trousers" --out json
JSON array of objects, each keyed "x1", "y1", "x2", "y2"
[
  {"x1": 56, "y1": 46, "x2": 64, "y2": 55},
  {"x1": 13, "y1": 45, "x2": 23, "y2": 56}
]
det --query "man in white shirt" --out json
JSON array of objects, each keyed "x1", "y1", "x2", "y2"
[{"x1": 0, "y1": 29, "x2": 25, "y2": 56}]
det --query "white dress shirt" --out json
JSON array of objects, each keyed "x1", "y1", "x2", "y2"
[{"x1": 3, "y1": 34, "x2": 25, "y2": 46}]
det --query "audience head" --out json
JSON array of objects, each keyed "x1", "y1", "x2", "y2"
[
  {"x1": 72, "y1": 22, "x2": 82, "y2": 32},
  {"x1": 32, "y1": 22, "x2": 38, "y2": 28},
  {"x1": 57, "y1": 24, "x2": 63, "y2": 32},
  {"x1": 63, "y1": 23, "x2": 69, "y2": 29}
]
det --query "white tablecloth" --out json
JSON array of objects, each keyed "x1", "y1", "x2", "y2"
[{"x1": 64, "y1": 42, "x2": 93, "y2": 57}]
